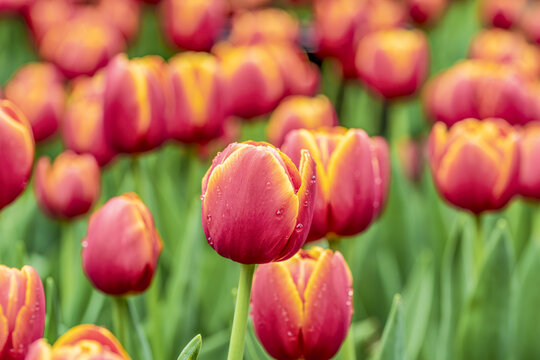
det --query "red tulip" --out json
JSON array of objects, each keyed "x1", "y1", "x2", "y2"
[
  {"x1": 518, "y1": 123, "x2": 540, "y2": 200},
  {"x1": 282, "y1": 127, "x2": 390, "y2": 241},
  {"x1": 0, "y1": 0, "x2": 33, "y2": 12},
  {"x1": 201, "y1": 141, "x2": 316, "y2": 264},
  {"x1": 407, "y1": 0, "x2": 447, "y2": 25},
  {"x1": 480, "y1": 0, "x2": 525, "y2": 29},
  {"x1": 229, "y1": 8, "x2": 299, "y2": 46},
  {"x1": 520, "y1": 3, "x2": 540, "y2": 45},
  {"x1": 428, "y1": 118, "x2": 519, "y2": 214},
  {"x1": 251, "y1": 247, "x2": 353, "y2": 360},
  {"x1": 227, "y1": 0, "x2": 270, "y2": 11},
  {"x1": 0, "y1": 100, "x2": 35, "y2": 211},
  {"x1": 82, "y1": 193, "x2": 163, "y2": 295}
]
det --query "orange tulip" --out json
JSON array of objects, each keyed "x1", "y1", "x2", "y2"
[
  {"x1": 281, "y1": 127, "x2": 390, "y2": 241},
  {"x1": 407, "y1": 0, "x2": 447, "y2": 25},
  {"x1": 428, "y1": 118, "x2": 519, "y2": 214},
  {"x1": 82, "y1": 193, "x2": 163, "y2": 295},
  {"x1": 518, "y1": 123, "x2": 540, "y2": 199},
  {"x1": 0, "y1": 265, "x2": 45, "y2": 360},
  {"x1": 25, "y1": 0, "x2": 73, "y2": 42},
  {"x1": 0, "y1": 100, "x2": 34, "y2": 211},
  {"x1": 229, "y1": 8, "x2": 299, "y2": 46},
  {"x1": 251, "y1": 247, "x2": 353, "y2": 360},
  {"x1": 201, "y1": 141, "x2": 316, "y2": 264},
  {"x1": 34, "y1": 151, "x2": 101, "y2": 219},
  {"x1": 267, "y1": 95, "x2": 337, "y2": 147},
  {"x1": 4, "y1": 62, "x2": 65, "y2": 142},
  {"x1": 480, "y1": 0, "x2": 525, "y2": 29}
]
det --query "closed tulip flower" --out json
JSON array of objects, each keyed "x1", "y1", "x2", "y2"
[
  {"x1": 98, "y1": 0, "x2": 141, "y2": 42},
  {"x1": 518, "y1": 123, "x2": 540, "y2": 199},
  {"x1": 201, "y1": 141, "x2": 316, "y2": 264},
  {"x1": 428, "y1": 118, "x2": 519, "y2": 214},
  {"x1": 62, "y1": 72, "x2": 116, "y2": 167},
  {"x1": 407, "y1": 0, "x2": 447, "y2": 25},
  {"x1": 355, "y1": 28, "x2": 429, "y2": 99},
  {"x1": 25, "y1": 0, "x2": 73, "y2": 42},
  {"x1": 0, "y1": 265, "x2": 45, "y2": 360},
  {"x1": 166, "y1": 52, "x2": 226, "y2": 144},
  {"x1": 4, "y1": 62, "x2": 65, "y2": 142},
  {"x1": 480, "y1": 0, "x2": 525, "y2": 29},
  {"x1": 82, "y1": 193, "x2": 162, "y2": 296},
  {"x1": 34, "y1": 151, "x2": 100, "y2": 220},
  {"x1": 251, "y1": 247, "x2": 353, "y2": 360},
  {"x1": 103, "y1": 54, "x2": 167, "y2": 153},
  {"x1": 229, "y1": 8, "x2": 299, "y2": 46},
  {"x1": 26, "y1": 325, "x2": 130, "y2": 360},
  {"x1": 282, "y1": 127, "x2": 390, "y2": 241},
  {"x1": 0, "y1": 100, "x2": 35, "y2": 211},
  {"x1": 267, "y1": 95, "x2": 337, "y2": 147}
]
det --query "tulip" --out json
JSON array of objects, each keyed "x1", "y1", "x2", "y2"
[
  {"x1": 0, "y1": 265, "x2": 45, "y2": 360},
  {"x1": 396, "y1": 136, "x2": 426, "y2": 184},
  {"x1": 428, "y1": 118, "x2": 519, "y2": 214},
  {"x1": 103, "y1": 54, "x2": 167, "y2": 153},
  {"x1": 62, "y1": 72, "x2": 116, "y2": 166},
  {"x1": 201, "y1": 141, "x2": 316, "y2": 264},
  {"x1": 4, "y1": 62, "x2": 66, "y2": 142},
  {"x1": 26, "y1": 325, "x2": 130, "y2": 360},
  {"x1": 518, "y1": 123, "x2": 540, "y2": 200},
  {"x1": 166, "y1": 52, "x2": 226, "y2": 144},
  {"x1": 162, "y1": 0, "x2": 227, "y2": 52},
  {"x1": 25, "y1": 0, "x2": 73, "y2": 42},
  {"x1": 355, "y1": 28, "x2": 429, "y2": 99},
  {"x1": 98, "y1": 0, "x2": 141, "y2": 41},
  {"x1": 229, "y1": 8, "x2": 299, "y2": 46},
  {"x1": 266, "y1": 95, "x2": 337, "y2": 147},
  {"x1": 251, "y1": 246, "x2": 353, "y2": 360},
  {"x1": 480, "y1": 0, "x2": 525, "y2": 29},
  {"x1": 407, "y1": 0, "x2": 447, "y2": 25},
  {"x1": 0, "y1": 0, "x2": 33, "y2": 12},
  {"x1": 282, "y1": 127, "x2": 389, "y2": 241},
  {"x1": 82, "y1": 193, "x2": 163, "y2": 295},
  {"x1": 228, "y1": 0, "x2": 270, "y2": 11},
  {"x1": 520, "y1": 3, "x2": 540, "y2": 45},
  {"x1": 0, "y1": 100, "x2": 35, "y2": 211},
  {"x1": 34, "y1": 151, "x2": 101, "y2": 219}
]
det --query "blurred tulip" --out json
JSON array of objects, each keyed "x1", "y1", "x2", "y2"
[
  {"x1": 34, "y1": 151, "x2": 100, "y2": 219},
  {"x1": 519, "y1": 2, "x2": 540, "y2": 45},
  {"x1": 480, "y1": 0, "x2": 525, "y2": 29},
  {"x1": 428, "y1": 118, "x2": 519, "y2": 214},
  {"x1": 103, "y1": 54, "x2": 167, "y2": 153},
  {"x1": 0, "y1": 0, "x2": 33, "y2": 12},
  {"x1": 62, "y1": 72, "x2": 116, "y2": 166},
  {"x1": 98, "y1": 0, "x2": 141, "y2": 41},
  {"x1": 396, "y1": 136, "x2": 425, "y2": 184},
  {"x1": 469, "y1": 29, "x2": 540, "y2": 78},
  {"x1": 228, "y1": 0, "x2": 270, "y2": 11},
  {"x1": 355, "y1": 28, "x2": 429, "y2": 99},
  {"x1": 26, "y1": 325, "x2": 130, "y2": 360},
  {"x1": 214, "y1": 43, "x2": 285, "y2": 119},
  {"x1": 162, "y1": 0, "x2": 227, "y2": 51},
  {"x1": 25, "y1": 0, "x2": 73, "y2": 41},
  {"x1": 424, "y1": 60, "x2": 536, "y2": 126},
  {"x1": 4, "y1": 62, "x2": 65, "y2": 142},
  {"x1": 166, "y1": 52, "x2": 226, "y2": 144},
  {"x1": 201, "y1": 141, "x2": 316, "y2": 264},
  {"x1": 518, "y1": 123, "x2": 540, "y2": 200},
  {"x1": 282, "y1": 127, "x2": 389, "y2": 241},
  {"x1": 407, "y1": 0, "x2": 447, "y2": 25},
  {"x1": 267, "y1": 95, "x2": 337, "y2": 147},
  {"x1": 198, "y1": 116, "x2": 242, "y2": 160},
  {"x1": 0, "y1": 265, "x2": 45, "y2": 360},
  {"x1": 82, "y1": 193, "x2": 163, "y2": 296},
  {"x1": 229, "y1": 8, "x2": 299, "y2": 45},
  {"x1": 0, "y1": 100, "x2": 34, "y2": 211},
  {"x1": 251, "y1": 246, "x2": 353, "y2": 360}
]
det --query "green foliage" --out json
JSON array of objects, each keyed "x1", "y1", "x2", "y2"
[{"x1": 177, "y1": 334, "x2": 203, "y2": 360}]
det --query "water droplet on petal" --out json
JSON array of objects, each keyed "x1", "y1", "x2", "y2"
[
  {"x1": 200, "y1": 194, "x2": 205, "y2": 201},
  {"x1": 287, "y1": 331, "x2": 294, "y2": 337},
  {"x1": 303, "y1": 200, "x2": 308, "y2": 207},
  {"x1": 276, "y1": 208, "x2": 283, "y2": 217},
  {"x1": 81, "y1": 241, "x2": 88, "y2": 248},
  {"x1": 207, "y1": 237, "x2": 214, "y2": 246},
  {"x1": 295, "y1": 223, "x2": 304, "y2": 232},
  {"x1": 206, "y1": 214, "x2": 212, "y2": 222}
]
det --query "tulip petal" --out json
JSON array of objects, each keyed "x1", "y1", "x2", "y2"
[
  {"x1": 372, "y1": 136, "x2": 391, "y2": 216},
  {"x1": 53, "y1": 324, "x2": 129, "y2": 359}
]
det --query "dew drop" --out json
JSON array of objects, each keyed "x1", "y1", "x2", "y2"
[
  {"x1": 348, "y1": 289, "x2": 354, "y2": 297},
  {"x1": 81, "y1": 241, "x2": 88, "y2": 248},
  {"x1": 276, "y1": 208, "x2": 283, "y2": 217},
  {"x1": 295, "y1": 223, "x2": 304, "y2": 232},
  {"x1": 303, "y1": 200, "x2": 308, "y2": 207},
  {"x1": 311, "y1": 175, "x2": 316, "y2": 184},
  {"x1": 206, "y1": 214, "x2": 212, "y2": 222},
  {"x1": 287, "y1": 331, "x2": 294, "y2": 337},
  {"x1": 207, "y1": 237, "x2": 214, "y2": 246},
  {"x1": 266, "y1": 181, "x2": 271, "y2": 188},
  {"x1": 200, "y1": 194, "x2": 205, "y2": 201}
]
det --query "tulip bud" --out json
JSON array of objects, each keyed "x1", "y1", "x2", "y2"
[
  {"x1": 0, "y1": 100, "x2": 35, "y2": 211},
  {"x1": 4, "y1": 62, "x2": 65, "y2": 142},
  {"x1": 201, "y1": 141, "x2": 316, "y2": 264},
  {"x1": 166, "y1": 52, "x2": 226, "y2": 144},
  {"x1": 62, "y1": 72, "x2": 116, "y2": 166},
  {"x1": 229, "y1": 8, "x2": 299, "y2": 46},
  {"x1": 82, "y1": 193, "x2": 163, "y2": 295},
  {"x1": 0, "y1": 265, "x2": 45, "y2": 360},
  {"x1": 103, "y1": 54, "x2": 167, "y2": 153},
  {"x1": 282, "y1": 127, "x2": 390, "y2": 241},
  {"x1": 251, "y1": 247, "x2": 353, "y2": 360},
  {"x1": 98, "y1": 0, "x2": 141, "y2": 41},
  {"x1": 428, "y1": 118, "x2": 519, "y2": 214},
  {"x1": 266, "y1": 95, "x2": 337, "y2": 147},
  {"x1": 162, "y1": 0, "x2": 227, "y2": 52},
  {"x1": 518, "y1": 123, "x2": 540, "y2": 200},
  {"x1": 26, "y1": 325, "x2": 130, "y2": 360},
  {"x1": 34, "y1": 151, "x2": 100, "y2": 219},
  {"x1": 520, "y1": 3, "x2": 540, "y2": 45},
  {"x1": 480, "y1": 0, "x2": 525, "y2": 29},
  {"x1": 407, "y1": 0, "x2": 447, "y2": 25},
  {"x1": 25, "y1": 0, "x2": 73, "y2": 42},
  {"x1": 355, "y1": 28, "x2": 429, "y2": 99}
]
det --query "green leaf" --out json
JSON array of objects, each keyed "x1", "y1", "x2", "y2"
[
  {"x1": 44, "y1": 277, "x2": 60, "y2": 344},
  {"x1": 177, "y1": 334, "x2": 202, "y2": 360},
  {"x1": 373, "y1": 295, "x2": 406, "y2": 360}
]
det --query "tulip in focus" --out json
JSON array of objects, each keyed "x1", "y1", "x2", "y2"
[
  {"x1": 428, "y1": 118, "x2": 519, "y2": 214},
  {"x1": 103, "y1": 54, "x2": 167, "y2": 153},
  {"x1": 26, "y1": 325, "x2": 130, "y2": 360},
  {"x1": 480, "y1": 0, "x2": 525, "y2": 29},
  {"x1": 166, "y1": 52, "x2": 226, "y2": 143},
  {"x1": 229, "y1": 8, "x2": 299, "y2": 46},
  {"x1": 251, "y1": 246, "x2": 353, "y2": 360},
  {"x1": 82, "y1": 193, "x2": 163, "y2": 295},
  {"x1": 282, "y1": 127, "x2": 389, "y2": 241},
  {"x1": 201, "y1": 141, "x2": 316, "y2": 264},
  {"x1": 0, "y1": 265, "x2": 45, "y2": 360},
  {"x1": 4, "y1": 62, "x2": 66, "y2": 142},
  {"x1": 518, "y1": 123, "x2": 540, "y2": 200},
  {"x1": 0, "y1": 100, "x2": 35, "y2": 211},
  {"x1": 407, "y1": 0, "x2": 447, "y2": 25},
  {"x1": 267, "y1": 95, "x2": 337, "y2": 147},
  {"x1": 34, "y1": 151, "x2": 101, "y2": 219}
]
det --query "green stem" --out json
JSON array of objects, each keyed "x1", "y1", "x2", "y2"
[
  {"x1": 227, "y1": 264, "x2": 256, "y2": 360},
  {"x1": 380, "y1": 100, "x2": 390, "y2": 139},
  {"x1": 131, "y1": 156, "x2": 143, "y2": 197},
  {"x1": 474, "y1": 214, "x2": 484, "y2": 276},
  {"x1": 60, "y1": 221, "x2": 74, "y2": 326},
  {"x1": 113, "y1": 297, "x2": 130, "y2": 350},
  {"x1": 342, "y1": 328, "x2": 357, "y2": 360}
]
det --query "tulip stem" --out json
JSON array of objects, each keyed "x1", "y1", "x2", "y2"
[
  {"x1": 60, "y1": 221, "x2": 75, "y2": 326},
  {"x1": 474, "y1": 215, "x2": 484, "y2": 276},
  {"x1": 131, "y1": 156, "x2": 143, "y2": 197},
  {"x1": 342, "y1": 328, "x2": 357, "y2": 360},
  {"x1": 113, "y1": 296, "x2": 130, "y2": 352},
  {"x1": 380, "y1": 100, "x2": 390, "y2": 139},
  {"x1": 227, "y1": 263, "x2": 256, "y2": 360}
]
